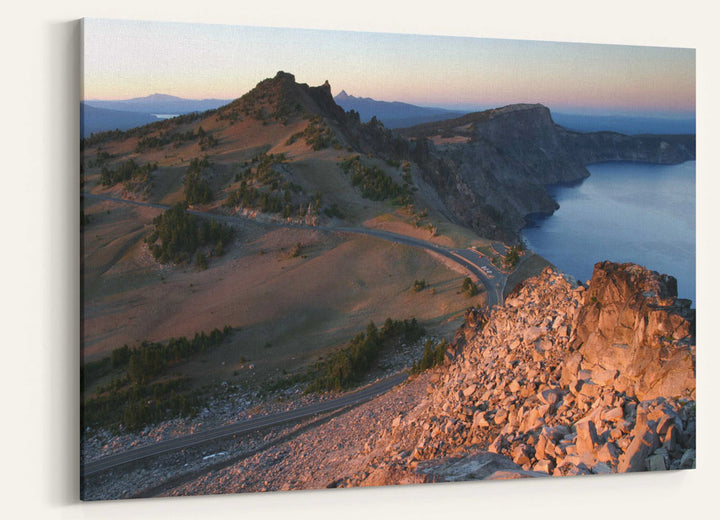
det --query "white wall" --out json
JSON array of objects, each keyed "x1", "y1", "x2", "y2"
[{"x1": 2, "y1": 1, "x2": 717, "y2": 518}]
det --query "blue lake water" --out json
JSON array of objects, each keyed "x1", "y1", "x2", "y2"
[{"x1": 521, "y1": 161, "x2": 696, "y2": 303}]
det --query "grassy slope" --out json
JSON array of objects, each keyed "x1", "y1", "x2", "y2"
[
  {"x1": 80, "y1": 101, "x2": 491, "y2": 393},
  {"x1": 81, "y1": 200, "x2": 482, "y2": 389}
]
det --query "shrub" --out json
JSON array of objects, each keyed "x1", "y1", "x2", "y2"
[
  {"x1": 100, "y1": 159, "x2": 157, "y2": 188},
  {"x1": 323, "y1": 204, "x2": 344, "y2": 219},
  {"x1": 503, "y1": 244, "x2": 523, "y2": 269},
  {"x1": 305, "y1": 318, "x2": 425, "y2": 392},
  {"x1": 195, "y1": 251, "x2": 207, "y2": 269},
  {"x1": 184, "y1": 156, "x2": 213, "y2": 205},
  {"x1": 411, "y1": 338, "x2": 449, "y2": 373},
  {"x1": 81, "y1": 326, "x2": 234, "y2": 431},
  {"x1": 338, "y1": 156, "x2": 413, "y2": 205},
  {"x1": 462, "y1": 277, "x2": 479, "y2": 297},
  {"x1": 145, "y1": 203, "x2": 233, "y2": 265}
]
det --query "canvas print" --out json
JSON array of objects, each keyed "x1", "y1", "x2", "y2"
[{"x1": 80, "y1": 18, "x2": 696, "y2": 500}]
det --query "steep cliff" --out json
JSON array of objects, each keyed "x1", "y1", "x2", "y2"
[{"x1": 401, "y1": 104, "x2": 695, "y2": 241}]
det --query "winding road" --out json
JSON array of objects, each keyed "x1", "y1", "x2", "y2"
[
  {"x1": 81, "y1": 192, "x2": 508, "y2": 476},
  {"x1": 82, "y1": 192, "x2": 507, "y2": 305}
]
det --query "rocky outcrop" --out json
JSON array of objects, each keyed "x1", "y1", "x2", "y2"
[
  {"x1": 86, "y1": 261, "x2": 696, "y2": 497},
  {"x1": 401, "y1": 104, "x2": 696, "y2": 241},
  {"x1": 569, "y1": 261, "x2": 695, "y2": 401},
  {"x1": 344, "y1": 263, "x2": 695, "y2": 487}
]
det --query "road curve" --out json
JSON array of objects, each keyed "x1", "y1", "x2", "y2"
[
  {"x1": 331, "y1": 226, "x2": 504, "y2": 306},
  {"x1": 82, "y1": 372, "x2": 408, "y2": 477},
  {"x1": 82, "y1": 192, "x2": 506, "y2": 305}
]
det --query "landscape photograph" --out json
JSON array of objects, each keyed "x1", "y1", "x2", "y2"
[{"x1": 79, "y1": 18, "x2": 696, "y2": 501}]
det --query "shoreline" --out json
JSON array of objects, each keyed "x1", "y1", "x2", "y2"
[{"x1": 519, "y1": 160, "x2": 696, "y2": 305}]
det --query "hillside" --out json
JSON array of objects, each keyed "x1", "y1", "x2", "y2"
[
  {"x1": 80, "y1": 72, "x2": 696, "y2": 417},
  {"x1": 79, "y1": 72, "x2": 491, "y2": 440},
  {"x1": 212, "y1": 263, "x2": 696, "y2": 490},
  {"x1": 82, "y1": 72, "x2": 413, "y2": 214}
]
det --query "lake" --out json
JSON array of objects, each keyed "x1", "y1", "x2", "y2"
[{"x1": 521, "y1": 161, "x2": 696, "y2": 303}]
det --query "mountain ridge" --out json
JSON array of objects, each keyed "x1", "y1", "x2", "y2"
[{"x1": 80, "y1": 103, "x2": 159, "y2": 138}]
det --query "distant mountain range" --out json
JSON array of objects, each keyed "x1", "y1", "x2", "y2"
[
  {"x1": 550, "y1": 111, "x2": 695, "y2": 136},
  {"x1": 81, "y1": 94, "x2": 234, "y2": 138},
  {"x1": 333, "y1": 91, "x2": 468, "y2": 129},
  {"x1": 80, "y1": 103, "x2": 158, "y2": 138},
  {"x1": 84, "y1": 93, "x2": 233, "y2": 115}
]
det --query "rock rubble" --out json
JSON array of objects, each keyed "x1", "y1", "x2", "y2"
[{"x1": 344, "y1": 263, "x2": 695, "y2": 486}]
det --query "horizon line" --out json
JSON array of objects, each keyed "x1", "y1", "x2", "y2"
[{"x1": 81, "y1": 93, "x2": 696, "y2": 120}]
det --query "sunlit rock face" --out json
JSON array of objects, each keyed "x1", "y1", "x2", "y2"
[{"x1": 570, "y1": 261, "x2": 695, "y2": 402}]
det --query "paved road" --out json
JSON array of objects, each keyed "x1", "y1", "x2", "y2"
[
  {"x1": 82, "y1": 193, "x2": 506, "y2": 306},
  {"x1": 82, "y1": 372, "x2": 408, "y2": 477}
]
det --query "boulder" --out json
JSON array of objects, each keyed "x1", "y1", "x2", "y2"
[
  {"x1": 494, "y1": 409, "x2": 509, "y2": 425},
  {"x1": 463, "y1": 384, "x2": 477, "y2": 398},
  {"x1": 617, "y1": 421, "x2": 661, "y2": 472},
  {"x1": 485, "y1": 469, "x2": 549, "y2": 480},
  {"x1": 414, "y1": 452, "x2": 524, "y2": 482},
  {"x1": 523, "y1": 326, "x2": 545, "y2": 344},
  {"x1": 575, "y1": 421, "x2": 600, "y2": 454}
]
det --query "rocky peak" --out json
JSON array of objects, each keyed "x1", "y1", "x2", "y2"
[
  {"x1": 218, "y1": 71, "x2": 346, "y2": 125},
  {"x1": 273, "y1": 70, "x2": 296, "y2": 82}
]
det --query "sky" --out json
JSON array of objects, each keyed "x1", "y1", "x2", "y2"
[{"x1": 82, "y1": 18, "x2": 696, "y2": 117}]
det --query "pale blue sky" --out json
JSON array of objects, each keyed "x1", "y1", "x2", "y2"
[{"x1": 82, "y1": 18, "x2": 695, "y2": 116}]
